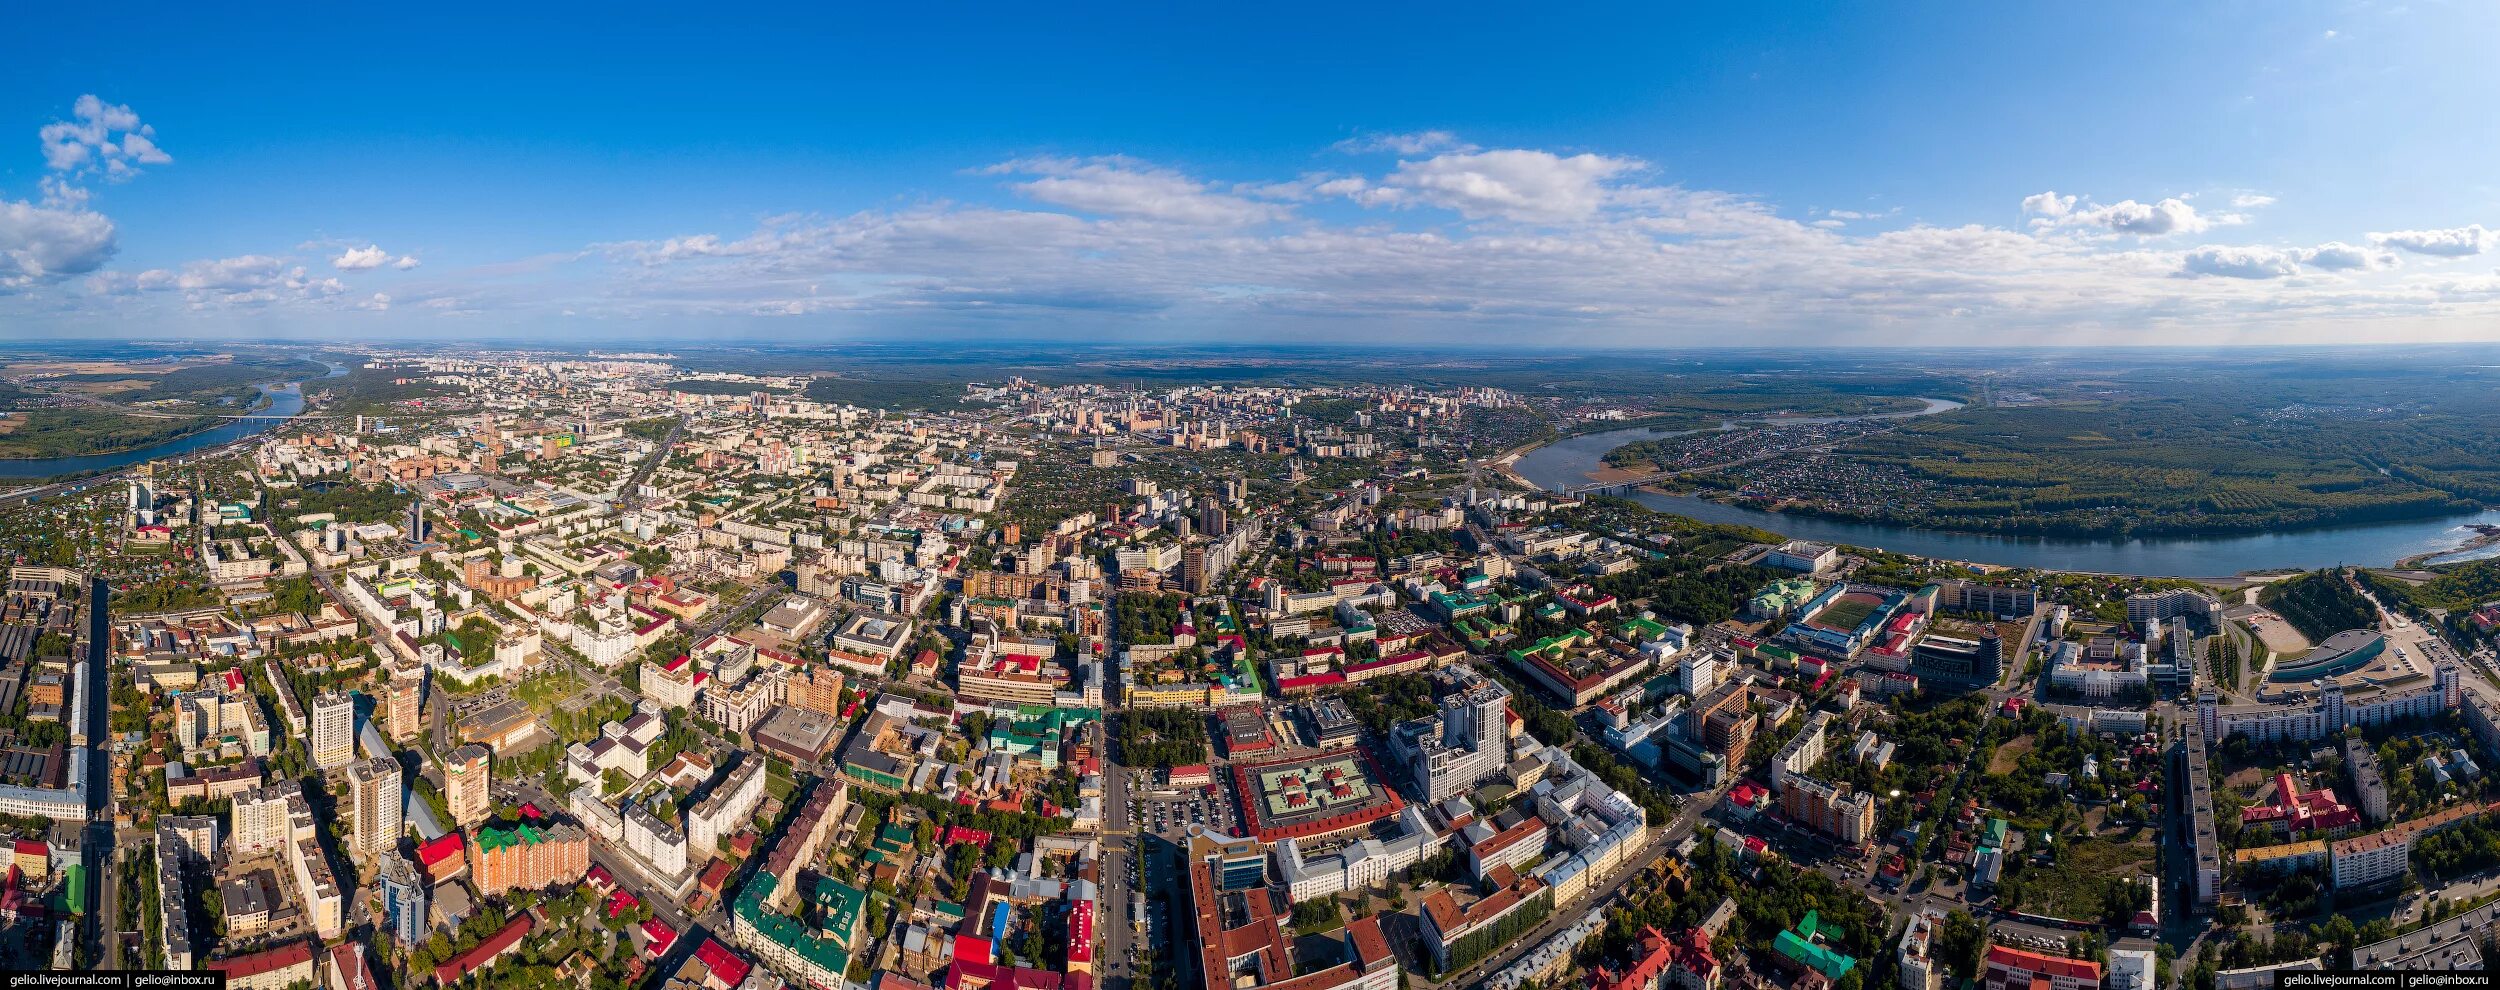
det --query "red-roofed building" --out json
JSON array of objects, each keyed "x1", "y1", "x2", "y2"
[
  {"x1": 417, "y1": 833, "x2": 467, "y2": 882},
  {"x1": 1726, "y1": 780, "x2": 1767, "y2": 821},
  {"x1": 1067, "y1": 900, "x2": 1096, "y2": 972},
  {"x1": 1589, "y1": 927, "x2": 1719, "y2": 990},
  {"x1": 643, "y1": 919, "x2": 679, "y2": 955},
  {"x1": 435, "y1": 915, "x2": 535, "y2": 985},
  {"x1": 2241, "y1": 773, "x2": 2364, "y2": 836},
  {"x1": 1275, "y1": 671, "x2": 1347, "y2": 695},
  {"x1": 694, "y1": 938, "x2": 753, "y2": 989},
  {"x1": 1167, "y1": 765, "x2": 1213, "y2": 789},
  {"x1": 1982, "y1": 945, "x2": 2101, "y2": 990},
  {"x1": 1342, "y1": 650, "x2": 1431, "y2": 683},
  {"x1": 210, "y1": 939, "x2": 318, "y2": 990}
]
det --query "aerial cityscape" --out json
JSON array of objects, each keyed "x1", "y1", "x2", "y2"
[{"x1": 7, "y1": 5, "x2": 2500, "y2": 990}]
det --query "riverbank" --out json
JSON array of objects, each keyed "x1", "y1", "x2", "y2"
[
  {"x1": 0, "y1": 372, "x2": 329, "y2": 481},
  {"x1": 2398, "y1": 524, "x2": 2500, "y2": 569},
  {"x1": 0, "y1": 409, "x2": 228, "y2": 462},
  {"x1": 1504, "y1": 403, "x2": 2500, "y2": 577}
]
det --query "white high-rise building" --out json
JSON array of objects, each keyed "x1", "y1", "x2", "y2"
[
  {"x1": 312, "y1": 692, "x2": 357, "y2": 771},
  {"x1": 624, "y1": 802, "x2": 689, "y2": 878},
  {"x1": 1388, "y1": 668, "x2": 1511, "y2": 803},
  {"x1": 687, "y1": 757, "x2": 766, "y2": 860},
  {"x1": 229, "y1": 781, "x2": 314, "y2": 859}
]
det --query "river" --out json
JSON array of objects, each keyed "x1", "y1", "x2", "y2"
[
  {"x1": 0, "y1": 362, "x2": 347, "y2": 480},
  {"x1": 1509, "y1": 398, "x2": 2500, "y2": 577}
]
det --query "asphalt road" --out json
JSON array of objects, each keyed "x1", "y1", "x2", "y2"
[
  {"x1": 1098, "y1": 737, "x2": 1140, "y2": 990},
  {"x1": 620, "y1": 414, "x2": 687, "y2": 510},
  {"x1": 83, "y1": 575, "x2": 119, "y2": 969}
]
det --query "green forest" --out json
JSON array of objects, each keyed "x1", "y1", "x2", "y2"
[
  {"x1": 2259, "y1": 569, "x2": 2378, "y2": 641},
  {"x1": 1661, "y1": 360, "x2": 2500, "y2": 538}
]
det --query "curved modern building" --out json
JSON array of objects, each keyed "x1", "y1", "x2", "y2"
[{"x1": 2270, "y1": 629, "x2": 2385, "y2": 683}]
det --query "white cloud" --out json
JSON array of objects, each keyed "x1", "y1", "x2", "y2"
[
  {"x1": 2231, "y1": 193, "x2": 2278, "y2": 209},
  {"x1": 87, "y1": 254, "x2": 348, "y2": 308},
  {"x1": 1330, "y1": 131, "x2": 1475, "y2": 156},
  {"x1": 2297, "y1": 241, "x2": 2394, "y2": 271},
  {"x1": 393, "y1": 255, "x2": 422, "y2": 270},
  {"x1": 2179, "y1": 245, "x2": 2303, "y2": 279},
  {"x1": 0, "y1": 199, "x2": 119, "y2": 287},
  {"x1": 1237, "y1": 173, "x2": 1369, "y2": 202},
  {"x1": 27, "y1": 136, "x2": 2500, "y2": 344},
  {"x1": 1375, "y1": 149, "x2": 1640, "y2": 222},
  {"x1": 2020, "y1": 191, "x2": 2076, "y2": 219},
  {"x1": 333, "y1": 245, "x2": 394, "y2": 271},
  {"x1": 988, "y1": 157, "x2": 1283, "y2": 226},
  {"x1": 2371, "y1": 224, "x2": 2498, "y2": 257},
  {"x1": 38, "y1": 95, "x2": 169, "y2": 180},
  {"x1": 2027, "y1": 192, "x2": 2210, "y2": 236}
]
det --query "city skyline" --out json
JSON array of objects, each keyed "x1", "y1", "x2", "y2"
[{"x1": 6, "y1": 2, "x2": 2500, "y2": 346}]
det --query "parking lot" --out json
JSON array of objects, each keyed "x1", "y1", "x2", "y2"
[{"x1": 1131, "y1": 770, "x2": 1241, "y2": 836}]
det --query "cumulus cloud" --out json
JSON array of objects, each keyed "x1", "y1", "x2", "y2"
[
  {"x1": 1330, "y1": 130, "x2": 1475, "y2": 156},
  {"x1": 86, "y1": 254, "x2": 348, "y2": 307},
  {"x1": 987, "y1": 157, "x2": 1284, "y2": 226},
  {"x1": 2297, "y1": 241, "x2": 2394, "y2": 271},
  {"x1": 2020, "y1": 191, "x2": 2076, "y2": 219},
  {"x1": 2371, "y1": 224, "x2": 2498, "y2": 257},
  {"x1": 2176, "y1": 240, "x2": 2403, "y2": 279},
  {"x1": 2179, "y1": 245, "x2": 2303, "y2": 279},
  {"x1": 1374, "y1": 149, "x2": 1640, "y2": 223},
  {"x1": 38, "y1": 95, "x2": 170, "y2": 180},
  {"x1": 393, "y1": 255, "x2": 422, "y2": 270},
  {"x1": 0, "y1": 200, "x2": 119, "y2": 287},
  {"x1": 25, "y1": 134, "x2": 2500, "y2": 343},
  {"x1": 2026, "y1": 191, "x2": 2210, "y2": 236},
  {"x1": 333, "y1": 245, "x2": 394, "y2": 271}
]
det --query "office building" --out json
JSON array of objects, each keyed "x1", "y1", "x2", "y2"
[
  {"x1": 379, "y1": 854, "x2": 428, "y2": 946},
  {"x1": 1388, "y1": 668, "x2": 1510, "y2": 803}
]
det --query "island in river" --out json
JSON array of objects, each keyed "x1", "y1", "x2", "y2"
[{"x1": 1505, "y1": 402, "x2": 2500, "y2": 578}]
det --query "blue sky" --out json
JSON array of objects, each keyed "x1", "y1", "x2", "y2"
[{"x1": 5, "y1": 1, "x2": 2499, "y2": 346}]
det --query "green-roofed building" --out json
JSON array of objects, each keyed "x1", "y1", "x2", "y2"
[
  {"x1": 841, "y1": 759, "x2": 908, "y2": 793},
  {"x1": 867, "y1": 823, "x2": 912, "y2": 865},
  {"x1": 476, "y1": 823, "x2": 547, "y2": 852},
  {"x1": 1772, "y1": 911, "x2": 1855, "y2": 980},
  {"x1": 1430, "y1": 590, "x2": 1489, "y2": 621},
  {"x1": 809, "y1": 876, "x2": 868, "y2": 945},
  {"x1": 1618, "y1": 615, "x2": 1671, "y2": 642},
  {"x1": 733, "y1": 871, "x2": 856, "y2": 989},
  {"x1": 987, "y1": 706, "x2": 1101, "y2": 770}
]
